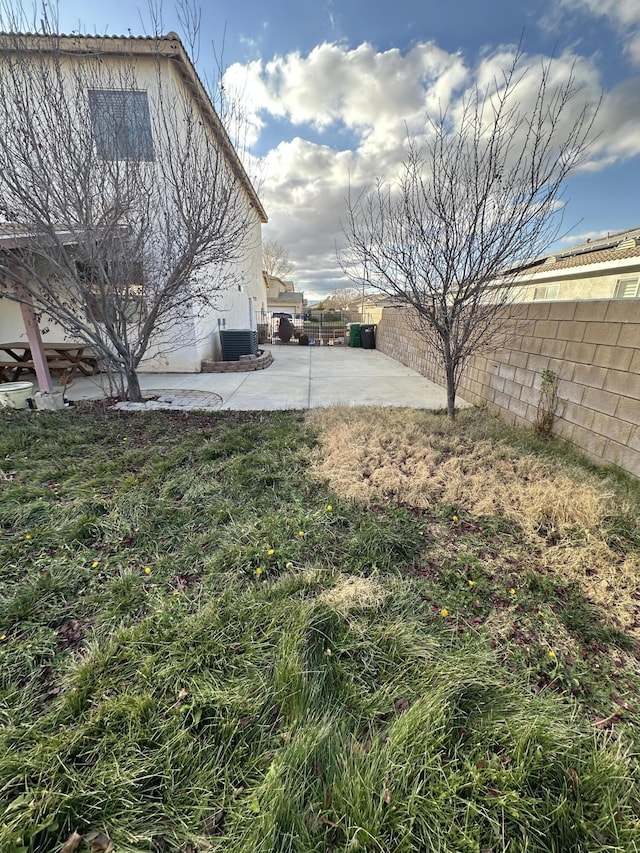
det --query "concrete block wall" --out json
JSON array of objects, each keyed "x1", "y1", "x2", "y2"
[{"x1": 376, "y1": 300, "x2": 640, "y2": 478}]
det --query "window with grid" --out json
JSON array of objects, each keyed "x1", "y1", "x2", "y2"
[
  {"x1": 614, "y1": 277, "x2": 640, "y2": 299},
  {"x1": 88, "y1": 90, "x2": 155, "y2": 161},
  {"x1": 533, "y1": 284, "x2": 559, "y2": 300}
]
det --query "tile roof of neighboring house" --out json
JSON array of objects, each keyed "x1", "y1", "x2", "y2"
[
  {"x1": 0, "y1": 223, "x2": 29, "y2": 236},
  {"x1": 0, "y1": 222, "x2": 80, "y2": 249},
  {"x1": 273, "y1": 291, "x2": 303, "y2": 303},
  {"x1": 264, "y1": 273, "x2": 295, "y2": 293},
  {"x1": 515, "y1": 226, "x2": 640, "y2": 275},
  {"x1": 0, "y1": 31, "x2": 267, "y2": 223}
]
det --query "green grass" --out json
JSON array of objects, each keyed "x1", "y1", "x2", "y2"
[{"x1": 0, "y1": 406, "x2": 638, "y2": 852}]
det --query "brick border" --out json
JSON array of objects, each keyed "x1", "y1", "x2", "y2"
[{"x1": 201, "y1": 349, "x2": 273, "y2": 374}]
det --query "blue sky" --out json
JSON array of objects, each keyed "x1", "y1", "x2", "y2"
[{"x1": 49, "y1": 1, "x2": 640, "y2": 297}]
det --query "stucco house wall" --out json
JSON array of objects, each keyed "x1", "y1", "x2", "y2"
[{"x1": 0, "y1": 33, "x2": 267, "y2": 372}]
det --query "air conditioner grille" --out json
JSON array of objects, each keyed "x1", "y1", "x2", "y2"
[{"x1": 220, "y1": 329, "x2": 258, "y2": 361}]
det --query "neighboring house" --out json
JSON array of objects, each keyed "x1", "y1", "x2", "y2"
[
  {"x1": 264, "y1": 273, "x2": 306, "y2": 316},
  {"x1": 342, "y1": 293, "x2": 389, "y2": 324},
  {"x1": 0, "y1": 32, "x2": 268, "y2": 373},
  {"x1": 512, "y1": 227, "x2": 640, "y2": 302}
]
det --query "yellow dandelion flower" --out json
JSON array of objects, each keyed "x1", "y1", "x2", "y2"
[
  {"x1": 255, "y1": 567, "x2": 264, "y2": 576},
  {"x1": 538, "y1": 610, "x2": 544, "y2": 617},
  {"x1": 452, "y1": 515, "x2": 459, "y2": 522},
  {"x1": 468, "y1": 579, "x2": 475, "y2": 587},
  {"x1": 0, "y1": 634, "x2": 6, "y2": 641},
  {"x1": 267, "y1": 548, "x2": 275, "y2": 557},
  {"x1": 298, "y1": 530, "x2": 305, "y2": 537},
  {"x1": 92, "y1": 560, "x2": 100, "y2": 568},
  {"x1": 509, "y1": 588, "x2": 516, "y2": 595},
  {"x1": 24, "y1": 533, "x2": 32, "y2": 540},
  {"x1": 144, "y1": 567, "x2": 152, "y2": 575},
  {"x1": 548, "y1": 649, "x2": 556, "y2": 658},
  {"x1": 326, "y1": 505, "x2": 333, "y2": 512},
  {"x1": 440, "y1": 608, "x2": 449, "y2": 618}
]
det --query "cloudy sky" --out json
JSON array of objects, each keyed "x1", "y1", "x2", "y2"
[{"x1": 54, "y1": 0, "x2": 640, "y2": 299}]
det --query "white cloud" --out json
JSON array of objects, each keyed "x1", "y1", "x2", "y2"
[
  {"x1": 559, "y1": 0, "x2": 640, "y2": 65},
  {"x1": 556, "y1": 229, "x2": 610, "y2": 246},
  {"x1": 226, "y1": 41, "x2": 640, "y2": 300}
]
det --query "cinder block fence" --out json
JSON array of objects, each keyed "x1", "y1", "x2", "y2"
[{"x1": 376, "y1": 299, "x2": 640, "y2": 478}]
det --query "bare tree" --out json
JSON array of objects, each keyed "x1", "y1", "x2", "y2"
[
  {"x1": 341, "y1": 51, "x2": 598, "y2": 417},
  {"x1": 263, "y1": 240, "x2": 293, "y2": 280},
  {"x1": 323, "y1": 286, "x2": 362, "y2": 311},
  {"x1": 0, "y1": 16, "x2": 261, "y2": 400}
]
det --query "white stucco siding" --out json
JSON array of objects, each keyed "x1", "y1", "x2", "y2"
[
  {"x1": 190, "y1": 210, "x2": 265, "y2": 364},
  {"x1": 0, "y1": 297, "x2": 77, "y2": 343},
  {"x1": 0, "y1": 299, "x2": 24, "y2": 341},
  {"x1": 0, "y1": 40, "x2": 266, "y2": 371},
  {"x1": 516, "y1": 267, "x2": 640, "y2": 302}
]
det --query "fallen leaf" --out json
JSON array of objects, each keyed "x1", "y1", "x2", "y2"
[
  {"x1": 85, "y1": 831, "x2": 112, "y2": 852},
  {"x1": 203, "y1": 810, "x2": 224, "y2": 835},
  {"x1": 60, "y1": 831, "x2": 83, "y2": 853},
  {"x1": 382, "y1": 787, "x2": 392, "y2": 804},
  {"x1": 612, "y1": 695, "x2": 634, "y2": 712},
  {"x1": 593, "y1": 712, "x2": 621, "y2": 729},
  {"x1": 567, "y1": 767, "x2": 580, "y2": 796},
  {"x1": 168, "y1": 689, "x2": 189, "y2": 710}
]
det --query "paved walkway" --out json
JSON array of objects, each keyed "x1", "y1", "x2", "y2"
[{"x1": 36, "y1": 345, "x2": 466, "y2": 411}]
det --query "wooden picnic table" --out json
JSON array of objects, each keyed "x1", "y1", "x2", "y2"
[{"x1": 0, "y1": 342, "x2": 100, "y2": 383}]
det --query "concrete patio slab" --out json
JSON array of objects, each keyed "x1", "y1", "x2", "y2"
[{"x1": 28, "y1": 344, "x2": 466, "y2": 411}]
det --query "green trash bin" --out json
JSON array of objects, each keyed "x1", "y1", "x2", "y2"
[
  {"x1": 349, "y1": 323, "x2": 362, "y2": 347},
  {"x1": 360, "y1": 323, "x2": 376, "y2": 349}
]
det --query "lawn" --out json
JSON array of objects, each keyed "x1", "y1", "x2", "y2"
[{"x1": 0, "y1": 404, "x2": 638, "y2": 852}]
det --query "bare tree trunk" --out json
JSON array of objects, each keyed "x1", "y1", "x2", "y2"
[
  {"x1": 445, "y1": 369, "x2": 456, "y2": 419},
  {"x1": 125, "y1": 369, "x2": 143, "y2": 403},
  {"x1": 443, "y1": 339, "x2": 456, "y2": 418}
]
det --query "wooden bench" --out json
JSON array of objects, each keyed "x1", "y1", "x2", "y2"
[
  {"x1": 0, "y1": 360, "x2": 35, "y2": 382},
  {"x1": 0, "y1": 359, "x2": 76, "y2": 384}
]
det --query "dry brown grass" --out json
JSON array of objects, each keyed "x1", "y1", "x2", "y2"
[
  {"x1": 319, "y1": 575, "x2": 388, "y2": 615},
  {"x1": 307, "y1": 407, "x2": 640, "y2": 636}
]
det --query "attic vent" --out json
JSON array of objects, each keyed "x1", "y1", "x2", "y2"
[
  {"x1": 617, "y1": 237, "x2": 640, "y2": 250},
  {"x1": 615, "y1": 278, "x2": 640, "y2": 299}
]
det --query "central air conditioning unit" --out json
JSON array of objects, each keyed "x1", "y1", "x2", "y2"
[{"x1": 220, "y1": 329, "x2": 259, "y2": 361}]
